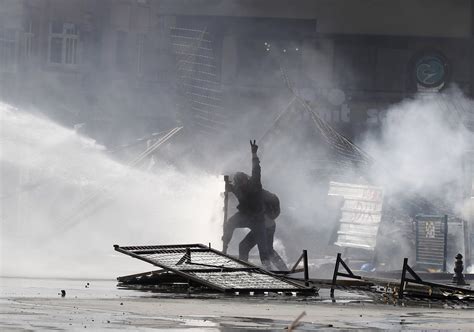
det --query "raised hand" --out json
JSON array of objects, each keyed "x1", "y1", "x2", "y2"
[{"x1": 250, "y1": 140, "x2": 258, "y2": 154}]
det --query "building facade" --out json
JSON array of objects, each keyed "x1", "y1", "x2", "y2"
[
  {"x1": 1, "y1": 0, "x2": 473, "y2": 263},
  {"x1": 1, "y1": 0, "x2": 473, "y2": 192},
  {"x1": 1, "y1": 0, "x2": 473, "y2": 136}
]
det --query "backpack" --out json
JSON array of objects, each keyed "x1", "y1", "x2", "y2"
[{"x1": 263, "y1": 190, "x2": 280, "y2": 219}]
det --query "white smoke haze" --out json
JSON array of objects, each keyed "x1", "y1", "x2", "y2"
[
  {"x1": 1, "y1": 87, "x2": 472, "y2": 278},
  {"x1": 236, "y1": 85, "x2": 474, "y2": 267},
  {"x1": 2, "y1": 56, "x2": 473, "y2": 278},
  {"x1": 355, "y1": 89, "x2": 473, "y2": 270},
  {"x1": 0, "y1": 102, "x2": 223, "y2": 279},
  {"x1": 362, "y1": 88, "x2": 473, "y2": 214},
  {"x1": 214, "y1": 84, "x2": 474, "y2": 266}
]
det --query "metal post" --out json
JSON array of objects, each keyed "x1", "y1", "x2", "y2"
[
  {"x1": 443, "y1": 215, "x2": 448, "y2": 272},
  {"x1": 399, "y1": 258, "x2": 408, "y2": 299},
  {"x1": 223, "y1": 175, "x2": 230, "y2": 251},
  {"x1": 186, "y1": 248, "x2": 191, "y2": 264},
  {"x1": 330, "y1": 253, "x2": 341, "y2": 297},
  {"x1": 452, "y1": 253, "x2": 468, "y2": 285},
  {"x1": 415, "y1": 217, "x2": 419, "y2": 263},
  {"x1": 303, "y1": 250, "x2": 309, "y2": 286},
  {"x1": 463, "y1": 218, "x2": 471, "y2": 268}
]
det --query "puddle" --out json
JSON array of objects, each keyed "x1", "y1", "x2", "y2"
[{"x1": 1, "y1": 277, "x2": 473, "y2": 331}]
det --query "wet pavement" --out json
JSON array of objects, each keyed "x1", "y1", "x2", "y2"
[{"x1": 1, "y1": 277, "x2": 473, "y2": 330}]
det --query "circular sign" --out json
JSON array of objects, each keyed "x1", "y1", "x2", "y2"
[
  {"x1": 414, "y1": 52, "x2": 449, "y2": 88},
  {"x1": 327, "y1": 88, "x2": 346, "y2": 106}
]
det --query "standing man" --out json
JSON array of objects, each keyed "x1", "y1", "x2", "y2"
[
  {"x1": 238, "y1": 189, "x2": 288, "y2": 271},
  {"x1": 222, "y1": 140, "x2": 286, "y2": 270}
]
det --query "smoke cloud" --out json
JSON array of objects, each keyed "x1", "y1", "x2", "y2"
[
  {"x1": 358, "y1": 88, "x2": 473, "y2": 269},
  {"x1": 0, "y1": 102, "x2": 223, "y2": 279},
  {"x1": 1, "y1": 2, "x2": 473, "y2": 277},
  {"x1": 362, "y1": 87, "x2": 473, "y2": 214},
  {"x1": 1, "y1": 88, "x2": 473, "y2": 278}
]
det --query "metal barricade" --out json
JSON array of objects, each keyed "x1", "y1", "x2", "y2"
[{"x1": 414, "y1": 215, "x2": 448, "y2": 272}]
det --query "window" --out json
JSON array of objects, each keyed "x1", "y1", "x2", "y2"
[
  {"x1": 115, "y1": 30, "x2": 128, "y2": 71},
  {"x1": 48, "y1": 22, "x2": 79, "y2": 66},
  {"x1": 0, "y1": 28, "x2": 18, "y2": 73},
  {"x1": 375, "y1": 48, "x2": 410, "y2": 92},
  {"x1": 237, "y1": 38, "x2": 302, "y2": 87},
  {"x1": 23, "y1": 21, "x2": 35, "y2": 61},
  {"x1": 136, "y1": 33, "x2": 145, "y2": 76},
  {"x1": 334, "y1": 43, "x2": 376, "y2": 90},
  {"x1": 115, "y1": 31, "x2": 147, "y2": 76}
]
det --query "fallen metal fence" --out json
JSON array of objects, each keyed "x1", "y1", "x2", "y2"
[
  {"x1": 330, "y1": 253, "x2": 474, "y2": 301},
  {"x1": 114, "y1": 243, "x2": 317, "y2": 294}
]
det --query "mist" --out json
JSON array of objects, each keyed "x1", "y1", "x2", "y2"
[
  {"x1": 1, "y1": 87, "x2": 473, "y2": 278},
  {"x1": 0, "y1": 1, "x2": 473, "y2": 278},
  {"x1": 0, "y1": 102, "x2": 223, "y2": 279},
  {"x1": 362, "y1": 88, "x2": 473, "y2": 214},
  {"x1": 354, "y1": 88, "x2": 473, "y2": 269}
]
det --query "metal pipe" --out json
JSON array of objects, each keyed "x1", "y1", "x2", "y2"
[
  {"x1": 223, "y1": 175, "x2": 230, "y2": 252},
  {"x1": 399, "y1": 258, "x2": 408, "y2": 300},
  {"x1": 443, "y1": 215, "x2": 448, "y2": 272},
  {"x1": 330, "y1": 253, "x2": 341, "y2": 297},
  {"x1": 186, "y1": 248, "x2": 191, "y2": 264},
  {"x1": 303, "y1": 250, "x2": 309, "y2": 286}
]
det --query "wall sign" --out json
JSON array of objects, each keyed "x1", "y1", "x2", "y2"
[{"x1": 413, "y1": 52, "x2": 449, "y2": 89}]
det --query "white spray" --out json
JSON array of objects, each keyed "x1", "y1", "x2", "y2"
[{"x1": 0, "y1": 102, "x2": 223, "y2": 279}]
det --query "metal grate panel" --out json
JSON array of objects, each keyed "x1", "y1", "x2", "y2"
[
  {"x1": 415, "y1": 215, "x2": 448, "y2": 271},
  {"x1": 329, "y1": 182, "x2": 384, "y2": 250},
  {"x1": 190, "y1": 271, "x2": 295, "y2": 289},
  {"x1": 114, "y1": 244, "x2": 314, "y2": 293},
  {"x1": 142, "y1": 251, "x2": 243, "y2": 270},
  {"x1": 170, "y1": 26, "x2": 226, "y2": 136}
]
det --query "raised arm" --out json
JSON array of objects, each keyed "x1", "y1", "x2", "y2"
[{"x1": 250, "y1": 140, "x2": 262, "y2": 189}]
